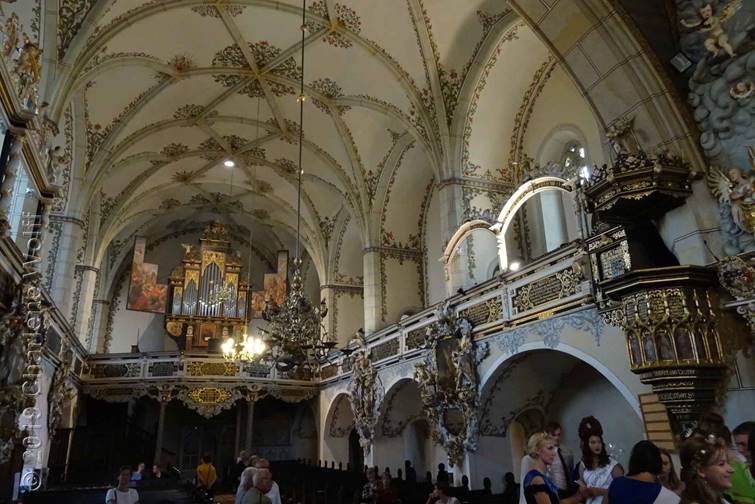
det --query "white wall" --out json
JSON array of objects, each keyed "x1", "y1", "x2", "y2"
[{"x1": 548, "y1": 363, "x2": 643, "y2": 471}]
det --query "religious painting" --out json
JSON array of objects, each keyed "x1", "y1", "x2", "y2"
[
  {"x1": 127, "y1": 237, "x2": 167, "y2": 313},
  {"x1": 250, "y1": 291, "x2": 266, "y2": 319},
  {"x1": 436, "y1": 337, "x2": 459, "y2": 391},
  {"x1": 250, "y1": 251, "x2": 289, "y2": 318}
]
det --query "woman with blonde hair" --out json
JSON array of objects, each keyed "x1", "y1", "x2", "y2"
[
  {"x1": 523, "y1": 432, "x2": 586, "y2": 504},
  {"x1": 679, "y1": 435, "x2": 733, "y2": 504}
]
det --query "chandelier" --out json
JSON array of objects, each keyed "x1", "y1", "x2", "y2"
[
  {"x1": 221, "y1": 332, "x2": 266, "y2": 362},
  {"x1": 259, "y1": 0, "x2": 336, "y2": 375}
]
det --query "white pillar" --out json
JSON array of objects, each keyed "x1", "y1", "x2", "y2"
[
  {"x1": 73, "y1": 265, "x2": 99, "y2": 350},
  {"x1": 48, "y1": 215, "x2": 85, "y2": 318},
  {"x1": 362, "y1": 250, "x2": 383, "y2": 335},
  {"x1": 437, "y1": 181, "x2": 466, "y2": 296}
]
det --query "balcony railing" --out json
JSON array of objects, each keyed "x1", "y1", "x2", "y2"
[{"x1": 81, "y1": 242, "x2": 593, "y2": 389}]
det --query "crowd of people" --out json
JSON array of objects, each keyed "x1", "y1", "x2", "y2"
[
  {"x1": 103, "y1": 414, "x2": 754, "y2": 504},
  {"x1": 521, "y1": 415, "x2": 755, "y2": 504}
]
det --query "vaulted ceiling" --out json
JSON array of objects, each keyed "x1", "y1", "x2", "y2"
[{"x1": 29, "y1": 0, "x2": 560, "y2": 287}]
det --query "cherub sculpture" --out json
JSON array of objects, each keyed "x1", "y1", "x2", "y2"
[
  {"x1": 730, "y1": 81, "x2": 754, "y2": 100},
  {"x1": 680, "y1": 1, "x2": 741, "y2": 58},
  {"x1": 707, "y1": 147, "x2": 755, "y2": 234},
  {"x1": 47, "y1": 146, "x2": 67, "y2": 186}
]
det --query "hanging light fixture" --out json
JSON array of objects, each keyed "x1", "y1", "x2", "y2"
[{"x1": 261, "y1": 0, "x2": 335, "y2": 376}]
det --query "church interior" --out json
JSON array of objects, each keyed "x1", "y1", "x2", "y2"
[{"x1": 0, "y1": 1, "x2": 754, "y2": 503}]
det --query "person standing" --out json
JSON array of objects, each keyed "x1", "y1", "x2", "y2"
[
  {"x1": 733, "y1": 423, "x2": 755, "y2": 462},
  {"x1": 522, "y1": 432, "x2": 585, "y2": 504},
  {"x1": 436, "y1": 463, "x2": 449, "y2": 485},
  {"x1": 106, "y1": 466, "x2": 140, "y2": 504},
  {"x1": 659, "y1": 448, "x2": 684, "y2": 496},
  {"x1": 520, "y1": 452, "x2": 535, "y2": 504},
  {"x1": 576, "y1": 417, "x2": 623, "y2": 504},
  {"x1": 243, "y1": 469, "x2": 273, "y2": 504},
  {"x1": 547, "y1": 421, "x2": 575, "y2": 499},
  {"x1": 255, "y1": 458, "x2": 281, "y2": 504},
  {"x1": 679, "y1": 435, "x2": 734, "y2": 504},
  {"x1": 607, "y1": 440, "x2": 679, "y2": 504},
  {"x1": 405, "y1": 460, "x2": 417, "y2": 484},
  {"x1": 196, "y1": 454, "x2": 218, "y2": 497},
  {"x1": 130, "y1": 462, "x2": 146, "y2": 481},
  {"x1": 232, "y1": 450, "x2": 251, "y2": 486}
]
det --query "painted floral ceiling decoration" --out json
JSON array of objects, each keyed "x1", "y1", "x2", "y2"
[{"x1": 7, "y1": 0, "x2": 564, "y2": 302}]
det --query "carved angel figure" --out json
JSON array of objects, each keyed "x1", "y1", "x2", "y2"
[
  {"x1": 15, "y1": 33, "x2": 42, "y2": 107},
  {"x1": 606, "y1": 116, "x2": 641, "y2": 157},
  {"x1": 680, "y1": 1, "x2": 741, "y2": 58},
  {"x1": 707, "y1": 160, "x2": 755, "y2": 234},
  {"x1": 1, "y1": 12, "x2": 18, "y2": 58},
  {"x1": 730, "y1": 81, "x2": 755, "y2": 100},
  {"x1": 47, "y1": 146, "x2": 67, "y2": 186}
]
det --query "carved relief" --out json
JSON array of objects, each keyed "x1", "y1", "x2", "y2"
[{"x1": 415, "y1": 302, "x2": 488, "y2": 466}]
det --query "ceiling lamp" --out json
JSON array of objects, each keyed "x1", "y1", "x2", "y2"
[
  {"x1": 261, "y1": 0, "x2": 335, "y2": 376},
  {"x1": 224, "y1": 159, "x2": 235, "y2": 168}
]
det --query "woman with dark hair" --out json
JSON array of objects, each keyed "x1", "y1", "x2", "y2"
[
  {"x1": 659, "y1": 448, "x2": 684, "y2": 496},
  {"x1": 106, "y1": 466, "x2": 140, "y2": 504},
  {"x1": 679, "y1": 435, "x2": 733, "y2": 504},
  {"x1": 576, "y1": 417, "x2": 623, "y2": 504},
  {"x1": 607, "y1": 441, "x2": 679, "y2": 503}
]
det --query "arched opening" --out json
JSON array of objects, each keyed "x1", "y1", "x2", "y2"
[
  {"x1": 374, "y1": 379, "x2": 443, "y2": 479},
  {"x1": 490, "y1": 177, "x2": 575, "y2": 271},
  {"x1": 442, "y1": 221, "x2": 501, "y2": 292},
  {"x1": 473, "y1": 349, "x2": 642, "y2": 492},
  {"x1": 322, "y1": 394, "x2": 356, "y2": 469},
  {"x1": 348, "y1": 428, "x2": 363, "y2": 472}
]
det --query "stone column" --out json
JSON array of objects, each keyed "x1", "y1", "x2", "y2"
[
  {"x1": 89, "y1": 299, "x2": 110, "y2": 353},
  {"x1": 154, "y1": 401, "x2": 168, "y2": 465},
  {"x1": 362, "y1": 250, "x2": 383, "y2": 335},
  {"x1": 73, "y1": 265, "x2": 99, "y2": 350},
  {"x1": 48, "y1": 215, "x2": 85, "y2": 318},
  {"x1": 436, "y1": 181, "x2": 466, "y2": 296},
  {"x1": 245, "y1": 400, "x2": 255, "y2": 452}
]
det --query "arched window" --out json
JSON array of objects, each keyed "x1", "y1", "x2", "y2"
[{"x1": 561, "y1": 141, "x2": 590, "y2": 181}]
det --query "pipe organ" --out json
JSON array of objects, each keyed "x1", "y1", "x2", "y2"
[{"x1": 165, "y1": 223, "x2": 249, "y2": 351}]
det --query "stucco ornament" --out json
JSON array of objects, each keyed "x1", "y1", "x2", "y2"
[
  {"x1": 707, "y1": 148, "x2": 755, "y2": 235},
  {"x1": 348, "y1": 335, "x2": 382, "y2": 454},
  {"x1": 415, "y1": 302, "x2": 488, "y2": 466},
  {"x1": 717, "y1": 255, "x2": 755, "y2": 338},
  {"x1": 47, "y1": 351, "x2": 76, "y2": 438},
  {"x1": 679, "y1": 0, "x2": 755, "y2": 253}
]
